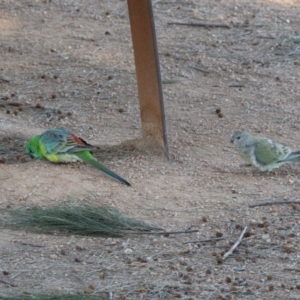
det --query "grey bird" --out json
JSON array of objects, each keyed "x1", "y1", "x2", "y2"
[{"x1": 231, "y1": 131, "x2": 300, "y2": 171}]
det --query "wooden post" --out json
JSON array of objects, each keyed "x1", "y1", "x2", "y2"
[{"x1": 127, "y1": 0, "x2": 169, "y2": 159}]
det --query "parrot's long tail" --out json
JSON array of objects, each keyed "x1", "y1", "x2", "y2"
[
  {"x1": 75, "y1": 151, "x2": 131, "y2": 186},
  {"x1": 283, "y1": 150, "x2": 300, "y2": 163}
]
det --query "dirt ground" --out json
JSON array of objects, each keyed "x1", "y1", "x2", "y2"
[{"x1": 1, "y1": 0, "x2": 300, "y2": 299}]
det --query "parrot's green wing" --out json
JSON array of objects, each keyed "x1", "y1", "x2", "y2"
[
  {"x1": 39, "y1": 128, "x2": 69, "y2": 154},
  {"x1": 254, "y1": 138, "x2": 290, "y2": 165},
  {"x1": 40, "y1": 128, "x2": 94, "y2": 155}
]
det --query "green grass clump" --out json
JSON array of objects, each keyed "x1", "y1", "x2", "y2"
[
  {"x1": 0, "y1": 295, "x2": 107, "y2": 300},
  {"x1": 1, "y1": 202, "x2": 161, "y2": 238}
]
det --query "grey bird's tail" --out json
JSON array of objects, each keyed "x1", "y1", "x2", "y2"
[{"x1": 283, "y1": 151, "x2": 300, "y2": 163}]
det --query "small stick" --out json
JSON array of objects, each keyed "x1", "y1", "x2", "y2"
[
  {"x1": 255, "y1": 36, "x2": 276, "y2": 39},
  {"x1": 0, "y1": 77, "x2": 10, "y2": 83},
  {"x1": 104, "y1": 242, "x2": 120, "y2": 246},
  {"x1": 190, "y1": 66, "x2": 210, "y2": 74},
  {"x1": 0, "y1": 278, "x2": 17, "y2": 287},
  {"x1": 284, "y1": 268, "x2": 300, "y2": 272},
  {"x1": 127, "y1": 229, "x2": 198, "y2": 235},
  {"x1": 183, "y1": 237, "x2": 225, "y2": 244},
  {"x1": 229, "y1": 84, "x2": 245, "y2": 88},
  {"x1": 249, "y1": 201, "x2": 300, "y2": 208},
  {"x1": 168, "y1": 22, "x2": 231, "y2": 29},
  {"x1": 18, "y1": 242, "x2": 45, "y2": 247},
  {"x1": 223, "y1": 226, "x2": 247, "y2": 260}
]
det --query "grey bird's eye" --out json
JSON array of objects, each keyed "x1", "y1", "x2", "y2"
[{"x1": 237, "y1": 136, "x2": 241, "y2": 140}]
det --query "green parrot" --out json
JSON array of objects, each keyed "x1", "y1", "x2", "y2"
[
  {"x1": 231, "y1": 131, "x2": 300, "y2": 172},
  {"x1": 25, "y1": 127, "x2": 131, "y2": 186}
]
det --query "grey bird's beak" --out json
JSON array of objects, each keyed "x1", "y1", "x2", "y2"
[{"x1": 230, "y1": 137, "x2": 234, "y2": 143}]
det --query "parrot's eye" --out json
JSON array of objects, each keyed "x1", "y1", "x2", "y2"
[
  {"x1": 237, "y1": 136, "x2": 241, "y2": 140},
  {"x1": 28, "y1": 148, "x2": 34, "y2": 158}
]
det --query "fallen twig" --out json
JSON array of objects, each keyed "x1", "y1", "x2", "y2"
[
  {"x1": 168, "y1": 22, "x2": 251, "y2": 29},
  {"x1": 129, "y1": 229, "x2": 198, "y2": 235},
  {"x1": 168, "y1": 22, "x2": 231, "y2": 29},
  {"x1": 223, "y1": 226, "x2": 247, "y2": 260},
  {"x1": 0, "y1": 77, "x2": 10, "y2": 83},
  {"x1": 104, "y1": 242, "x2": 120, "y2": 246},
  {"x1": 0, "y1": 278, "x2": 17, "y2": 287},
  {"x1": 190, "y1": 66, "x2": 210, "y2": 74},
  {"x1": 183, "y1": 237, "x2": 225, "y2": 244},
  {"x1": 229, "y1": 84, "x2": 245, "y2": 88},
  {"x1": 255, "y1": 35, "x2": 276, "y2": 39},
  {"x1": 284, "y1": 268, "x2": 300, "y2": 272},
  {"x1": 249, "y1": 201, "x2": 300, "y2": 207},
  {"x1": 17, "y1": 241, "x2": 45, "y2": 247}
]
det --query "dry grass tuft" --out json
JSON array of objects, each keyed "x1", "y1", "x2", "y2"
[
  {"x1": 1, "y1": 202, "x2": 161, "y2": 237},
  {"x1": 0, "y1": 295, "x2": 107, "y2": 300}
]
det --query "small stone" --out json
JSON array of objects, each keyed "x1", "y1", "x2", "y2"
[{"x1": 124, "y1": 248, "x2": 133, "y2": 255}]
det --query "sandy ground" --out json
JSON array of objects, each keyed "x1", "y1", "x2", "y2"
[{"x1": 1, "y1": 0, "x2": 300, "y2": 299}]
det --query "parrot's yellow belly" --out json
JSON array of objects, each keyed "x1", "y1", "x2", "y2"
[{"x1": 46, "y1": 153, "x2": 81, "y2": 163}]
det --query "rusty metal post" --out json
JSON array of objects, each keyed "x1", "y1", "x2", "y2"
[{"x1": 127, "y1": 0, "x2": 169, "y2": 159}]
